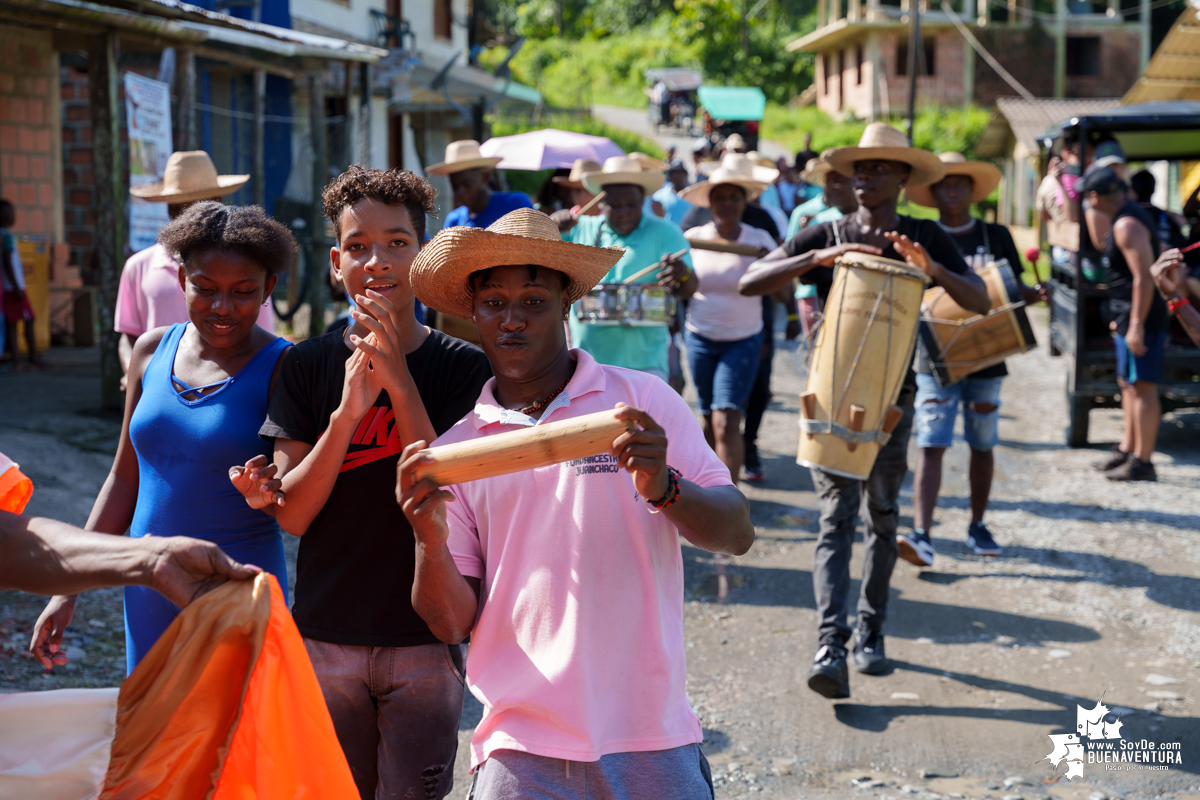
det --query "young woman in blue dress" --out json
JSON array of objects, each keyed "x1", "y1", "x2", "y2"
[{"x1": 31, "y1": 202, "x2": 295, "y2": 673}]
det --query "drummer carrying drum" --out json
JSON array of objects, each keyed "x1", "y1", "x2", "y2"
[
  {"x1": 900, "y1": 153, "x2": 1048, "y2": 567},
  {"x1": 739, "y1": 123, "x2": 990, "y2": 699},
  {"x1": 552, "y1": 156, "x2": 695, "y2": 382}
]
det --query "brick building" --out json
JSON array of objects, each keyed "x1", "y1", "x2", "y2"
[{"x1": 788, "y1": 0, "x2": 1149, "y2": 120}]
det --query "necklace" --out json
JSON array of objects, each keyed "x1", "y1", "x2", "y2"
[
  {"x1": 517, "y1": 378, "x2": 570, "y2": 416},
  {"x1": 937, "y1": 218, "x2": 977, "y2": 235}
]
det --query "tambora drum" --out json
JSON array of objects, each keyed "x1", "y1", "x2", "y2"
[
  {"x1": 919, "y1": 258, "x2": 1037, "y2": 387},
  {"x1": 573, "y1": 283, "x2": 676, "y2": 326},
  {"x1": 797, "y1": 253, "x2": 928, "y2": 481}
]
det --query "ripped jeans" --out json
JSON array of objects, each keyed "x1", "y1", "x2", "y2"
[
  {"x1": 304, "y1": 639, "x2": 466, "y2": 800},
  {"x1": 914, "y1": 374, "x2": 1003, "y2": 451}
]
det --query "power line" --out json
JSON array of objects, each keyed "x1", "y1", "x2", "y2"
[{"x1": 940, "y1": 0, "x2": 1040, "y2": 103}]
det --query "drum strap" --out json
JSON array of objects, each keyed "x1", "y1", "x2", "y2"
[{"x1": 798, "y1": 417, "x2": 893, "y2": 446}]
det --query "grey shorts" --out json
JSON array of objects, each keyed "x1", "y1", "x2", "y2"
[{"x1": 467, "y1": 743, "x2": 714, "y2": 800}]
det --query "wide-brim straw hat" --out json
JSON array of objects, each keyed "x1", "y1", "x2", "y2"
[
  {"x1": 582, "y1": 155, "x2": 665, "y2": 195},
  {"x1": 129, "y1": 151, "x2": 248, "y2": 203},
  {"x1": 698, "y1": 152, "x2": 779, "y2": 183},
  {"x1": 552, "y1": 158, "x2": 602, "y2": 189},
  {"x1": 629, "y1": 152, "x2": 669, "y2": 172},
  {"x1": 426, "y1": 139, "x2": 504, "y2": 176},
  {"x1": 679, "y1": 160, "x2": 768, "y2": 208},
  {"x1": 822, "y1": 122, "x2": 946, "y2": 189},
  {"x1": 800, "y1": 157, "x2": 834, "y2": 188},
  {"x1": 905, "y1": 152, "x2": 1003, "y2": 207},
  {"x1": 411, "y1": 208, "x2": 624, "y2": 321}
]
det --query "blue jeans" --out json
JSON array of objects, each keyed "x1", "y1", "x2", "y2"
[
  {"x1": 914, "y1": 373, "x2": 1003, "y2": 451},
  {"x1": 684, "y1": 329, "x2": 763, "y2": 416}
]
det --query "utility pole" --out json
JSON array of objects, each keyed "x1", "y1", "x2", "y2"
[
  {"x1": 1054, "y1": 0, "x2": 1066, "y2": 98},
  {"x1": 742, "y1": 0, "x2": 751, "y2": 56},
  {"x1": 90, "y1": 32, "x2": 125, "y2": 409},
  {"x1": 906, "y1": 0, "x2": 920, "y2": 142}
]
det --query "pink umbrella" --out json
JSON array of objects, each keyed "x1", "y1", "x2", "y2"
[{"x1": 478, "y1": 129, "x2": 626, "y2": 171}]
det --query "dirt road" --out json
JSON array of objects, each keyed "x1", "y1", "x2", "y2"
[{"x1": 2, "y1": 309, "x2": 1198, "y2": 799}]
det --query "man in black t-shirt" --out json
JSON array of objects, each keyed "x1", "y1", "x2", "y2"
[
  {"x1": 231, "y1": 167, "x2": 492, "y2": 800},
  {"x1": 900, "y1": 153, "x2": 1048, "y2": 566},
  {"x1": 739, "y1": 123, "x2": 990, "y2": 700}
]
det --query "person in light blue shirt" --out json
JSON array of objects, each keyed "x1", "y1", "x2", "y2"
[
  {"x1": 552, "y1": 156, "x2": 695, "y2": 379},
  {"x1": 428, "y1": 139, "x2": 532, "y2": 229},
  {"x1": 785, "y1": 158, "x2": 857, "y2": 240},
  {"x1": 651, "y1": 160, "x2": 694, "y2": 227}
]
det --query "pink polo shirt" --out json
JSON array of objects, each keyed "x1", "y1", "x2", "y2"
[
  {"x1": 113, "y1": 243, "x2": 276, "y2": 337},
  {"x1": 439, "y1": 349, "x2": 732, "y2": 769}
]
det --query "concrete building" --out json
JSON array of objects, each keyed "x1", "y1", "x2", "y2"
[{"x1": 787, "y1": 0, "x2": 1150, "y2": 120}]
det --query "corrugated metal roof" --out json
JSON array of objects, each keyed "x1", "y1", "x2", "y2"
[
  {"x1": 1124, "y1": 5, "x2": 1200, "y2": 104},
  {"x1": 976, "y1": 96, "x2": 1120, "y2": 158}
]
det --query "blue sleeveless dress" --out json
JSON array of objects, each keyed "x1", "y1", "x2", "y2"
[{"x1": 124, "y1": 322, "x2": 290, "y2": 673}]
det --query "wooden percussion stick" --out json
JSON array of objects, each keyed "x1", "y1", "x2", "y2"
[
  {"x1": 571, "y1": 191, "x2": 606, "y2": 220},
  {"x1": 686, "y1": 238, "x2": 768, "y2": 257},
  {"x1": 621, "y1": 248, "x2": 691, "y2": 285},
  {"x1": 411, "y1": 409, "x2": 637, "y2": 487}
]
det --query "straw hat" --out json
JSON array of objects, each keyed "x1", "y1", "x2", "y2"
[
  {"x1": 745, "y1": 151, "x2": 778, "y2": 171},
  {"x1": 425, "y1": 140, "x2": 504, "y2": 176},
  {"x1": 629, "y1": 152, "x2": 669, "y2": 172},
  {"x1": 410, "y1": 208, "x2": 624, "y2": 321},
  {"x1": 129, "y1": 151, "x2": 249, "y2": 203},
  {"x1": 679, "y1": 156, "x2": 769, "y2": 208},
  {"x1": 551, "y1": 158, "x2": 602, "y2": 189},
  {"x1": 581, "y1": 156, "x2": 665, "y2": 195},
  {"x1": 723, "y1": 133, "x2": 748, "y2": 152},
  {"x1": 799, "y1": 157, "x2": 835, "y2": 188},
  {"x1": 905, "y1": 152, "x2": 1003, "y2": 207},
  {"x1": 822, "y1": 122, "x2": 946, "y2": 188},
  {"x1": 699, "y1": 152, "x2": 779, "y2": 183}
]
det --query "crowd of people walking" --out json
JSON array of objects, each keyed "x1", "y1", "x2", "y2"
[{"x1": 8, "y1": 116, "x2": 1198, "y2": 800}]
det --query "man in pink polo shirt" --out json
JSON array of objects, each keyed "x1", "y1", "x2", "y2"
[
  {"x1": 398, "y1": 208, "x2": 755, "y2": 799},
  {"x1": 116, "y1": 151, "x2": 274, "y2": 388}
]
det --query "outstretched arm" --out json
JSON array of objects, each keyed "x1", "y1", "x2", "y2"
[{"x1": 739, "y1": 242, "x2": 883, "y2": 296}]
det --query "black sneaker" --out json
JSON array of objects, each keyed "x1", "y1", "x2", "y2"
[
  {"x1": 852, "y1": 623, "x2": 887, "y2": 675},
  {"x1": 897, "y1": 528, "x2": 935, "y2": 567},
  {"x1": 966, "y1": 521, "x2": 1001, "y2": 556},
  {"x1": 806, "y1": 644, "x2": 850, "y2": 699},
  {"x1": 1106, "y1": 457, "x2": 1157, "y2": 482},
  {"x1": 1093, "y1": 445, "x2": 1130, "y2": 472}
]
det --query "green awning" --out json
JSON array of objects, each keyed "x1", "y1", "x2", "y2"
[
  {"x1": 697, "y1": 86, "x2": 766, "y2": 121},
  {"x1": 502, "y1": 81, "x2": 542, "y2": 106}
]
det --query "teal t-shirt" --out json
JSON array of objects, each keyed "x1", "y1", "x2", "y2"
[
  {"x1": 565, "y1": 214, "x2": 692, "y2": 375},
  {"x1": 786, "y1": 195, "x2": 831, "y2": 240}
]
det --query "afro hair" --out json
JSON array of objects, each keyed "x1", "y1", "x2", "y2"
[
  {"x1": 158, "y1": 202, "x2": 296, "y2": 277},
  {"x1": 322, "y1": 165, "x2": 438, "y2": 243}
]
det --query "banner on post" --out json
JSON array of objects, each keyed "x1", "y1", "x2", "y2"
[{"x1": 125, "y1": 73, "x2": 173, "y2": 252}]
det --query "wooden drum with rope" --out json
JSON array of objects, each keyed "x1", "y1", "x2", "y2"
[{"x1": 797, "y1": 253, "x2": 928, "y2": 480}]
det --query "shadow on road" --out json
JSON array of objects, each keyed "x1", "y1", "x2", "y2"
[
  {"x1": 833, "y1": 660, "x2": 1199, "y2": 777},
  {"x1": 934, "y1": 495, "x2": 1200, "y2": 533},
  {"x1": 915, "y1": 539, "x2": 1200, "y2": 614},
  {"x1": 683, "y1": 545, "x2": 1100, "y2": 646}
]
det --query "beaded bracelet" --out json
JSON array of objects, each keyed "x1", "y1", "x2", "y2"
[{"x1": 645, "y1": 466, "x2": 682, "y2": 513}]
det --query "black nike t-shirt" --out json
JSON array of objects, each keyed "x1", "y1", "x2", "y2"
[
  {"x1": 260, "y1": 328, "x2": 492, "y2": 647},
  {"x1": 785, "y1": 215, "x2": 971, "y2": 384}
]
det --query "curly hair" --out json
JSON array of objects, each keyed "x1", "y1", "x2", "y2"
[
  {"x1": 322, "y1": 165, "x2": 438, "y2": 242},
  {"x1": 158, "y1": 202, "x2": 295, "y2": 276}
]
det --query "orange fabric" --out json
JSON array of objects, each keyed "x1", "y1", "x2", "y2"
[
  {"x1": 212, "y1": 576, "x2": 357, "y2": 799},
  {"x1": 0, "y1": 463, "x2": 33, "y2": 514},
  {"x1": 102, "y1": 574, "x2": 270, "y2": 799},
  {"x1": 100, "y1": 573, "x2": 356, "y2": 799}
]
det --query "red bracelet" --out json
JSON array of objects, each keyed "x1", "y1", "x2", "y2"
[{"x1": 1168, "y1": 296, "x2": 1190, "y2": 314}]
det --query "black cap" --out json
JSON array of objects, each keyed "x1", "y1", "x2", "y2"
[{"x1": 1078, "y1": 166, "x2": 1125, "y2": 197}]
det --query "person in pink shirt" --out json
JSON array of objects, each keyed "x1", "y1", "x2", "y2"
[
  {"x1": 397, "y1": 208, "x2": 754, "y2": 800},
  {"x1": 116, "y1": 151, "x2": 273, "y2": 389}
]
